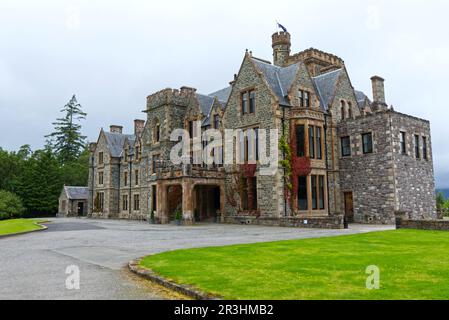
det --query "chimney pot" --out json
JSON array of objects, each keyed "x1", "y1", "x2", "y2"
[
  {"x1": 134, "y1": 119, "x2": 145, "y2": 137},
  {"x1": 110, "y1": 125, "x2": 123, "y2": 134}
]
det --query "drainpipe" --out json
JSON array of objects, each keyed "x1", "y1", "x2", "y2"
[
  {"x1": 91, "y1": 155, "x2": 95, "y2": 215},
  {"x1": 324, "y1": 112, "x2": 331, "y2": 214},
  {"x1": 129, "y1": 153, "x2": 133, "y2": 220},
  {"x1": 118, "y1": 162, "x2": 121, "y2": 215},
  {"x1": 281, "y1": 104, "x2": 288, "y2": 217}
]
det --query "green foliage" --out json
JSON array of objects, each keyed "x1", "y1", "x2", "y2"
[
  {"x1": 0, "y1": 190, "x2": 25, "y2": 220},
  {"x1": 61, "y1": 147, "x2": 89, "y2": 186},
  {"x1": 0, "y1": 145, "x2": 31, "y2": 193},
  {"x1": 436, "y1": 192, "x2": 445, "y2": 211},
  {"x1": 175, "y1": 210, "x2": 182, "y2": 221},
  {"x1": 16, "y1": 149, "x2": 62, "y2": 215},
  {"x1": 46, "y1": 95, "x2": 87, "y2": 164}
]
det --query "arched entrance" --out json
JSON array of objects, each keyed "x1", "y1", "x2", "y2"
[
  {"x1": 193, "y1": 185, "x2": 221, "y2": 222},
  {"x1": 167, "y1": 184, "x2": 182, "y2": 221}
]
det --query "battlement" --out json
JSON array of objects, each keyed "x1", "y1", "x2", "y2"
[
  {"x1": 146, "y1": 86, "x2": 196, "y2": 110},
  {"x1": 272, "y1": 31, "x2": 291, "y2": 47},
  {"x1": 289, "y1": 48, "x2": 344, "y2": 67}
]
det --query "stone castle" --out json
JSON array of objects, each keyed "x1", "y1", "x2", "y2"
[{"x1": 85, "y1": 31, "x2": 436, "y2": 227}]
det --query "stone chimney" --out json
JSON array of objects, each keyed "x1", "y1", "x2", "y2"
[
  {"x1": 272, "y1": 31, "x2": 291, "y2": 67},
  {"x1": 371, "y1": 76, "x2": 388, "y2": 112},
  {"x1": 110, "y1": 125, "x2": 123, "y2": 134},
  {"x1": 134, "y1": 119, "x2": 145, "y2": 137},
  {"x1": 180, "y1": 86, "x2": 197, "y2": 94}
]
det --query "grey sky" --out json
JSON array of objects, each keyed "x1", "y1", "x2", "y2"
[{"x1": 0, "y1": 0, "x2": 448, "y2": 187}]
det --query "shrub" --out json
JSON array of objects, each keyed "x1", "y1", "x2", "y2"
[
  {"x1": 0, "y1": 190, "x2": 25, "y2": 220},
  {"x1": 175, "y1": 210, "x2": 182, "y2": 221}
]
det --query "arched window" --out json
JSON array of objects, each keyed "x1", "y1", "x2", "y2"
[
  {"x1": 348, "y1": 102, "x2": 353, "y2": 119},
  {"x1": 154, "y1": 119, "x2": 160, "y2": 143},
  {"x1": 341, "y1": 101, "x2": 346, "y2": 120}
]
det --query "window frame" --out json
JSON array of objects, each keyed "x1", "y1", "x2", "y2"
[
  {"x1": 422, "y1": 136, "x2": 428, "y2": 160},
  {"x1": 400, "y1": 131, "x2": 407, "y2": 155},
  {"x1": 415, "y1": 135, "x2": 420, "y2": 159},
  {"x1": 341, "y1": 136, "x2": 351, "y2": 157},
  {"x1": 362, "y1": 133, "x2": 373, "y2": 154}
]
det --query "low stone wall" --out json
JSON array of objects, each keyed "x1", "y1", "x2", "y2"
[
  {"x1": 396, "y1": 218, "x2": 449, "y2": 231},
  {"x1": 223, "y1": 215, "x2": 344, "y2": 229}
]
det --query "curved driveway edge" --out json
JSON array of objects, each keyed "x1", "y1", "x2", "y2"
[
  {"x1": 0, "y1": 221, "x2": 49, "y2": 240},
  {"x1": 129, "y1": 259, "x2": 220, "y2": 300}
]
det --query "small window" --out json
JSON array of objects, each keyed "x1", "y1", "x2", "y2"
[
  {"x1": 155, "y1": 123, "x2": 160, "y2": 142},
  {"x1": 304, "y1": 91, "x2": 310, "y2": 107},
  {"x1": 241, "y1": 92, "x2": 248, "y2": 114},
  {"x1": 415, "y1": 135, "x2": 420, "y2": 159},
  {"x1": 423, "y1": 136, "x2": 428, "y2": 160},
  {"x1": 341, "y1": 101, "x2": 346, "y2": 120},
  {"x1": 122, "y1": 195, "x2": 128, "y2": 211},
  {"x1": 400, "y1": 132, "x2": 407, "y2": 154},
  {"x1": 124, "y1": 172, "x2": 128, "y2": 186},
  {"x1": 213, "y1": 114, "x2": 220, "y2": 129},
  {"x1": 341, "y1": 136, "x2": 351, "y2": 157},
  {"x1": 99, "y1": 152, "x2": 104, "y2": 165},
  {"x1": 309, "y1": 126, "x2": 315, "y2": 159},
  {"x1": 98, "y1": 171, "x2": 104, "y2": 185},
  {"x1": 348, "y1": 102, "x2": 353, "y2": 119},
  {"x1": 133, "y1": 194, "x2": 140, "y2": 211},
  {"x1": 362, "y1": 133, "x2": 373, "y2": 154},
  {"x1": 135, "y1": 170, "x2": 139, "y2": 186},
  {"x1": 299, "y1": 90, "x2": 310, "y2": 107},
  {"x1": 249, "y1": 90, "x2": 256, "y2": 113}
]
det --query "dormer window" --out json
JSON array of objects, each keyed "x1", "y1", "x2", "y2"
[
  {"x1": 299, "y1": 90, "x2": 311, "y2": 107},
  {"x1": 98, "y1": 152, "x2": 104, "y2": 165}
]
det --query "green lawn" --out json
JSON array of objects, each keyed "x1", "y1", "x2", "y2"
[
  {"x1": 0, "y1": 219, "x2": 46, "y2": 236},
  {"x1": 140, "y1": 230, "x2": 449, "y2": 300}
]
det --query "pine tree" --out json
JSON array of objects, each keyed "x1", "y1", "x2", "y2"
[{"x1": 46, "y1": 95, "x2": 87, "y2": 164}]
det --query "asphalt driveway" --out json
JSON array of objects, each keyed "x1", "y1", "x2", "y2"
[{"x1": 0, "y1": 218, "x2": 393, "y2": 300}]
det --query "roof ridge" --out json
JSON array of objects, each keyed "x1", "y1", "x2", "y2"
[{"x1": 312, "y1": 68, "x2": 343, "y2": 79}]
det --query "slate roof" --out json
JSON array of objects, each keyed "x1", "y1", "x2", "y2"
[
  {"x1": 103, "y1": 132, "x2": 134, "y2": 158},
  {"x1": 65, "y1": 186, "x2": 88, "y2": 200},
  {"x1": 251, "y1": 58, "x2": 300, "y2": 106},
  {"x1": 209, "y1": 86, "x2": 232, "y2": 104},
  {"x1": 355, "y1": 90, "x2": 371, "y2": 109},
  {"x1": 312, "y1": 69, "x2": 343, "y2": 111}
]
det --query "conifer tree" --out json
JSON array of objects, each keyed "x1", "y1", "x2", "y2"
[{"x1": 46, "y1": 95, "x2": 87, "y2": 164}]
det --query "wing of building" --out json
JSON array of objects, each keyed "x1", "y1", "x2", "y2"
[{"x1": 81, "y1": 31, "x2": 436, "y2": 227}]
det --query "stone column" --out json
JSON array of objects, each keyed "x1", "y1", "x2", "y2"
[
  {"x1": 158, "y1": 184, "x2": 169, "y2": 224},
  {"x1": 220, "y1": 184, "x2": 225, "y2": 223},
  {"x1": 182, "y1": 181, "x2": 194, "y2": 225}
]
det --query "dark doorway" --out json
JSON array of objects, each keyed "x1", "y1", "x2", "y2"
[
  {"x1": 152, "y1": 185, "x2": 157, "y2": 213},
  {"x1": 194, "y1": 185, "x2": 220, "y2": 222},
  {"x1": 167, "y1": 185, "x2": 182, "y2": 221},
  {"x1": 344, "y1": 192, "x2": 354, "y2": 223},
  {"x1": 77, "y1": 202, "x2": 84, "y2": 216}
]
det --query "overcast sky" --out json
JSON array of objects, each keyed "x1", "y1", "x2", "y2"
[{"x1": 0, "y1": 0, "x2": 448, "y2": 187}]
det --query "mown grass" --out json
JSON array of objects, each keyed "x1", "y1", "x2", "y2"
[
  {"x1": 0, "y1": 219, "x2": 46, "y2": 236},
  {"x1": 140, "y1": 230, "x2": 449, "y2": 300}
]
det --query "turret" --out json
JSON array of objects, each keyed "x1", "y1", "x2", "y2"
[{"x1": 272, "y1": 32, "x2": 291, "y2": 67}]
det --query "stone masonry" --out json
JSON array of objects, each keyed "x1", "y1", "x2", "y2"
[{"x1": 83, "y1": 31, "x2": 436, "y2": 227}]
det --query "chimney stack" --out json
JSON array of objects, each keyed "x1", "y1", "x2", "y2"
[
  {"x1": 134, "y1": 119, "x2": 145, "y2": 138},
  {"x1": 110, "y1": 125, "x2": 123, "y2": 134},
  {"x1": 371, "y1": 76, "x2": 388, "y2": 112}
]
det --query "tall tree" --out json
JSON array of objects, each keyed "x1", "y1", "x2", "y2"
[
  {"x1": 46, "y1": 95, "x2": 87, "y2": 164},
  {"x1": 16, "y1": 149, "x2": 62, "y2": 215}
]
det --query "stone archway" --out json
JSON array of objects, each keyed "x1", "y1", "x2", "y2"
[{"x1": 193, "y1": 184, "x2": 223, "y2": 223}]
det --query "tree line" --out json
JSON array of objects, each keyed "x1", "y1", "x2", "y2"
[{"x1": 0, "y1": 95, "x2": 89, "y2": 219}]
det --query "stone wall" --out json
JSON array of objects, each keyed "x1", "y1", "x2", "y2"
[
  {"x1": 338, "y1": 111, "x2": 396, "y2": 224},
  {"x1": 223, "y1": 215, "x2": 344, "y2": 229},
  {"x1": 396, "y1": 218, "x2": 449, "y2": 231}
]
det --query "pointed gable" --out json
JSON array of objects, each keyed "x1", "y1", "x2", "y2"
[
  {"x1": 251, "y1": 57, "x2": 300, "y2": 106},
  {"x1": 312, "y1": 69, "x2": 343, "y2": 110}
]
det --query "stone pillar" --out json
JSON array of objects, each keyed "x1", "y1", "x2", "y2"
[
  {"x1": 158, "y1": 184, "x2": 169, "y2": 224},
  {"x1": 182, "y1": 181, "x2": 194, "y2": 225},
  {"x1": 220, "y1": 184, "x2": 225, "y2": 223}
]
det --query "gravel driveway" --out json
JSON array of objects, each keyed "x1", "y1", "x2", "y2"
[{"x1": 0, "y1": 218, "x2": 393, "y2": 300}]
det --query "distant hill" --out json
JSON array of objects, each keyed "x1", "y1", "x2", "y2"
[{"x1": 436, "y1": 188, "x2": 449, "y2": 199}]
